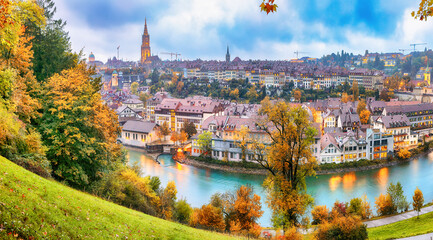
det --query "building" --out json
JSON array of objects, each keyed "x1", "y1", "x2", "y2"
[
  {"x1": 116, "y1": 105, "x2": 143, "y2": 125},
  {"x1": 120, "y1": 120, "x2": 158, "y2": 148},
  {"x1": 226, "y1": 45, "x2": 230, "y2": 63},
  {"x1": 366, "y1": 128, "x2": 394, "y2": 160},
  {"x1": 140, "y1": 18, "x2": 151, "y2": 64},
  {"x1": 383, "y1": 103, "x2": 433, "y2": 135},
  {"x1": 146, "y1": 92, "x2": 170, "y2": 122},
  {"x1": 372, "y1": 115, "x2": 417, "y2": 149}
]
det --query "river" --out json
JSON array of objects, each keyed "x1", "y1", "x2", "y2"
[{"x1": 127, "y1": 148, "x2": 433, "y2": 227}]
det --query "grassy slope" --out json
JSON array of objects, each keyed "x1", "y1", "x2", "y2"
[
  {"x1": 368, "y1": 211, "x2": 433, "y2": 240},
  {"x1": 0, "y1": 156, "x2": 240, "y2": 240}
]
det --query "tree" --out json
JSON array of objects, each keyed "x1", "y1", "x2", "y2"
[
  {"x1": 397, "y1": 148, "x2": 411, "y2": 160},
  {"x1": 174, "y1": 199, "x2": 192, "y2": 224},
  {"x1": 190, "y1": 204, "x2": 226, "y2": 232},
  {"x1": 251, "y1": 97, "x2": 317, "y2": 228},
  {"x1": 160, "y1": 181, "x2": 177, "y2": 220},
  {"x1": 293, "y1": 89, "x2": 302, "y2": 102},
  {"x1": 197, "y1": 131, "x2": 212, "y2": 157},
  {"x1": 413, "y1": 187, "x2": 424, "y2": 218},
  {"x1": 246, "y1": 85, "x2": 259, "y2": 103},
  {"x1": 359, "y1": 109, "x2": 371, "y2": 124},
  {"x1": 412, "y1": 0, "x2": 433, "y2": 20},
  {"x1": 352, "y1": 80, "x2": 359, "y2": 101},
  {"x1": 139, "y1": 92, "x2": 150, "y2": 108},
  {"x1": 234, "y1": 126, "x2": 249, "y2": 163},
  {"x1": 229, "y1": 88, "x2": 239, "y2": 100},
  {"x1": 230, "y1": 185, "x2": 263, "y2": 235},
  {"x1": 387, "y1": 182, "x2": 409, "y2": 213},
  {"x1": 311, "y1": 205, "x2": 329, "y2": 225},
  {"x1": 160, "y1": 121, "x2": 170, "y2": 141},
  {"x1": 170, "y1": 131, "x2": 180, "y2": 145},
  {"x1": 25, "y1": 0, "x2": 79, "y2": 82},
  {"x1": 130, "y1": 82, "x2": 139, "y2": 95},
  {"x1": 179, "y1": 130, "x2": 188, "y2": 144},
  {"x1": 181, "y1": 121, "x2": 197, "y2": 139},
  {"x1": 348, "y1": 197, "x2": 372, "y2": 220},
  {"x1": 375, "y1": 193, "x2": 396, "y2": 216},
  {"x1": 40, "y1": 64, "x2": 125, "y2": 188},
  {"x1": 357, "y1": 99, "x2": 367, "y2": 115},
  {"x1": 341, "y1": 92, "x2": 349, "y2": 103}
]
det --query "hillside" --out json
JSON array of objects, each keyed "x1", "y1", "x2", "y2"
[{"x1": 0, "y1": 156, "x2": 240, "y2": 239}]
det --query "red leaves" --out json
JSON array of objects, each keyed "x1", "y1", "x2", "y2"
[{"x1": 260, "y1": 0, "x2": 278, "y2": 14}]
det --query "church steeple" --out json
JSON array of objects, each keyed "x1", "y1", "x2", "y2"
[
  {"x1": 141, "y1": 18, "x2": 151, "y2": 64},
  {"x1": 226, "y1": 45, "x2": 230, "y2": 63},
  {"x1": 144, "y1": 18, "x2": 148, "y2": 35}
]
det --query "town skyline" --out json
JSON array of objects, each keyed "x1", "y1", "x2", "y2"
[{"x1": 55, "y1": 0, "x2": 433, "y2": 62}]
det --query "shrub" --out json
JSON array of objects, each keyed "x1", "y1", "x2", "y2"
[
  {"x1": 314, "y1": 215, "x2": 367, "y2": 240},
  {"x1": 284, "y1": 226, "x2": 303, "y2": 240},
  {"x1": 375, "y1": 193, "x2": 396, "y2": 216},
  {"x1": 312, "y1": 205, "x2": 329, "y2": 224},
  {"x1": 174, "y1": 199, "x2": 192, "y2": 224},
  {"x1": 190, "y1": 204, "x2": 226, "y2": 232}
]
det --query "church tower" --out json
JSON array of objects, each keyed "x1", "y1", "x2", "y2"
[
  {"x1": 226, "y1": 45, "x2": 230, "y2": 63},
  {"x1": 140, "y1": 18, "x2": 151, "y2": 64}
]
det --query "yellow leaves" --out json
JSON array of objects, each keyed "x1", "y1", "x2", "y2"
[
  {"x1": 397, "y1": 148, "x2": 411, "y2": 160},
  {"x1": 359, "y1": 109, "x2": 370, "y2": 124},
  {"x1": 412, "y1": 0, "x2": 433, "y2": 20},
  {"x1": 260, "y1": 0, "x2": 278, "y2": 14},
  {"x1": 413, "y1": 187, "x2": 424, "y2": 216}
]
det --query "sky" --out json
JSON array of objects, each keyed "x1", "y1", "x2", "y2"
[{"x1": 54, "y1": 0, "x2": 433, "y2": 62}]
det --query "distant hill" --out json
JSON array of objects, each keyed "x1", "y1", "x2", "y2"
[{"x1": 0, "y1": 156, "x2": 240, "y2": 239}]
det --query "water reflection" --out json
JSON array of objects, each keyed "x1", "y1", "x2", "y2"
[
  {"x1": 329, "y1": 176, "x2": 342, "y2": 191},
  {"x1": 376, "y1": 168, "x2": 389, "y2": 190},
  {"x1": 342, "y1": 172, "x2": 357, "y2": 191}
]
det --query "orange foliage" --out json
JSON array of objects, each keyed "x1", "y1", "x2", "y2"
[
  {"x1": 190, "y1": 204, "x2": 226, "y2": 232},
  {"x1": 375, "y1": 193, "x2": 396, "y2": 216},
  {"x1": 311, "y1": 205, "x2": 329, "y2": 224},
  {"x1": 413, "y1": 187, "x2": 424, "y2": 218},
  {"x1": 260, "y1": 0, "x2": 278, "y2": 14},
  {"x1": 314, "y1": 215, "x2": 367, "y2": 240},
  {"x1": 359, "y1": 109, "x2": 370, "y2": 124},
  {"x1": 231, "y1": 185, "x2": 263, "y2": 235},
  {"x1": 341, "y1": 93, "x2": 349, "y2": 103},
  {"x1": 397, "y1": 148, "x2": 411, "y2": 160},
  {"x1": 284, "y1": 226, "x2": 303, "y2": 240},
  {"x1": 412, "y1": 0, "x2": 433, "y2": 20}
]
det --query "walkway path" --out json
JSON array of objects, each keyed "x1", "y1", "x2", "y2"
[
  {"x1": 364, "y1": 205, "x2": 433, "y2": 228},
  {"x1": 397, "y1": 232, "x2": 433, "y2": 240}
]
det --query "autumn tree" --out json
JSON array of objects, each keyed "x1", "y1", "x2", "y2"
[
  {"x1": 179, "y1": 130, "x2": 188, "y2": 144},
  {"x1": 311, "y1": 205, "x2": 329, "y2": 225},
  {"x1": 330, "y1": 201, "x2": 347, "y2": 219},
  {"x1": 230, "y1": 185, "x2": 263, "y2": 236},
  {"x1": 40, "y1": 64, "x2": 125, "y2": 188},
  {"x1": 347, "y1": 197, "x2": 372, "y2": 220},
  {"x1": 190, "y1": 204, "x2": 226, "y2": 232},
  {"x1": 139, "y1": 92, "x2": 150, "y2": 107},
  {"x1": 251, "y1": 97, "x2": 317, "y2": 228},
  {"x1": 174, "y1": 199, "x2": 192, "y2": 224},
  {"x1": 375, "y1": 193, "x2": 396, "y2": 216},
  {"x1": 341, "y1": 92, "x2": 349, "y2": 103},
  {"x1": 130, "y1": 82, "x2": 139, "y2": 95},
  {"x1": 160, "y1": 121, "x2": 170, "y2": 141},
  {"x1": 229, "y1": 88, "x2": 239, "y2": 100},
  {"x1": 197, "y1": 131, "x2": 212, "y2": 157},
  {"x1": 234, "y1": 125, "x2": 250, "y2": 163},
  {"x1": 246, "y1": 85, "x2": 259, "y2": 103},
  {"x1": 359, "y1": 109, "x2": 371, "y2": 124},
  {"x1": 412, "y1": 0, "x2": 433, "y2": 20},
  {"x1": 387, "y1": 182, "x2": 409, "y2": 213},
  {"x1": 413, "y1": 187, "x2": 424, "y2": 218},
  {"x1": 293, "y1": 89, "x2": 302, "y2": 102},
  {"x1": 160, "y1": 181, "x2": 177, "y2": 220},
  {"x1": 357, "y1": 99, "x2": 367, "y2": 115},
  {"x1": 170, "y1": 131, "x2": 180, "y2": 145},
  {"x1": 397, "y1": 148, "x2": 411, "y2": 160},
  {"x1": 181, "y1": 120, "x2": 197, "y2": 139}
]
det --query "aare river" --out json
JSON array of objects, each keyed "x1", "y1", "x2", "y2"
[{"x1": 127, "y1": 148, "x2": 433, "y2": 227}]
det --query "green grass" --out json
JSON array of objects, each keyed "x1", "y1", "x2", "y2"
[
  {"x1": 0, "y1": 156, "x2": 241, "y2": 239},
  {"x1": 368, "y1": 211, "x2": 433, "y2": 240}
]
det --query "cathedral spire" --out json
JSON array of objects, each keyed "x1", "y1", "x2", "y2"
[
  {"x1": 144, "y1": 18, "x2": 148, "y2": 35},
  {"x1": 226, "y1": 45, "x2": 230, "y2": 63}
]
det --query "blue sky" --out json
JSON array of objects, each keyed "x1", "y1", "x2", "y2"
[{"x1": 54, "y1": 0, "x2": 433, "y2": 62}]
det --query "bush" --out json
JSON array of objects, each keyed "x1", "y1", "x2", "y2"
[
  {"x1": 347, "y1": 197, "x2": 371, "y2": 220},
  {"x1": 312, "y1": 205, "x2": 329, "y2": 225},
  {"x1": 314, "y1": 215, "x2": 368, "y2": 240},
  {"x1": 190, "y1": 204, "x2": 226, "y2": 232},
  {"x1": 375, "y1": 193, "x2": 396, "y2": 216},
  {"x1": 190, "y1": 156, "x2": 263, "y2": 169},
  {"x1": 174, "y1": 199, "x2": 192, "y2": 224}
]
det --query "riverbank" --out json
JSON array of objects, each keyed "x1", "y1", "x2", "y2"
[{"x1": 178, "y1": 149, "x2": 433, "y2": 176}]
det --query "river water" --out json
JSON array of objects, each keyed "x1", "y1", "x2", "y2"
[{"x1": 127, "y1": 148, "x2": 433, "y2": 227}]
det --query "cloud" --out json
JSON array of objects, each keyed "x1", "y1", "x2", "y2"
[{"x1": 53, "y1": 0, "x2": 431, "y2": 62}]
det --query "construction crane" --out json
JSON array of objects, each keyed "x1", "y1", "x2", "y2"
[
  {"x1": 410, "y1": 43, "x2": 427, "y2": 52},
  {"x1": 294, "y1": 51, "x2": 309, "y2": 59},
  {"x1": 398, "y1": 48, "x2": 412, "y2": 55},
  {"x1": 160, "y1": 52, "x2": 181, "y2": 61}
]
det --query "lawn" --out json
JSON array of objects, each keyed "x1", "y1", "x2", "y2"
[
  {"x1": 368, "y1": 211, "x2": 433, "y2": 239},
  {"x1": 0, "y1": 156, "x2": 241, "y2": 239}
]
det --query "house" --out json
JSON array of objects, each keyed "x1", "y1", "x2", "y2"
[
  {"x1": 116, "y1": 105, "x2": 143, "y2": 126},
  {"x1": 119, "y1": 120, "x2": 158, "y2": 148},
  {"x1": 372, "y1": 115, "x2": 417, "y2": 149},
  {"x1": 319, "y1": 133, "x2": 343, "y2": 164},
  {"x1": 366, "y1": 128, "x2": 394, "y2": 160}
]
